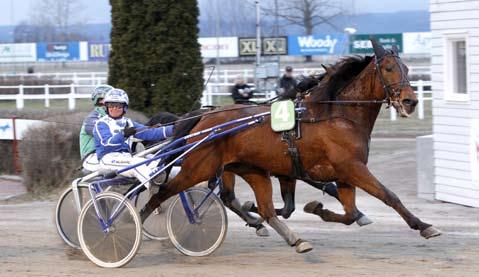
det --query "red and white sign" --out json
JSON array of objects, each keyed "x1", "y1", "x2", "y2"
[
  {"x1": 198, "y1": 37, "x2": 238, "y2": 58},
  {"x1": 0, "y1": 119, "x2": 45, "y2": 140}
]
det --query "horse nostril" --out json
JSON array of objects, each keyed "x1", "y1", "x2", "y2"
[{"x1": 402, "y1": 98, "x2": 418, "y2": 107}]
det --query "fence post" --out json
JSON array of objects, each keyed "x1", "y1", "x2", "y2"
[
  {"x1": 389, "y1": 106, "x2": 397, "y2": 121},
  {"x1": 68, "y1": 84, "x2": 76, "y2": 110},
  {"x1": 72, "y1": 72, "x2": 78, "y2": 84},
  {"x1": 44, "y1": 84, "x2": 50, "y2": 108},
  {"x1": 223, "y1": 69, "x2": 228, "y2": 84},
  {"x1": 17, "y1": 85, "x2": 24, "y2": 109},
  {"x1": 417, "y1": 80, "x2": 424, "y2": 120}
]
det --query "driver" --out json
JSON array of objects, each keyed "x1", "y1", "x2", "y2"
[
  {"x1": 93, "y1": 88, "x2": 173, "y2": 187},
  {"x1": 79, "y1": 84, "x2": 114, "y2": 171}
]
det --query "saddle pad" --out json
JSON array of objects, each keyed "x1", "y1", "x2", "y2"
[{"x1": 271, "y1": 100, "x2": 295, "y2": 132}]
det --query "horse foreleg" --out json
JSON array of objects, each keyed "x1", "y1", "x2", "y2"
[
  {"x1": 242, "y1": 176, "x2": 296, "y2": 219},
  {"x1": 239, "y1": 168, "x2": 312, "y2": 253},
  {"x1": 342, "y1": 162, "x2": 441, "y2": 239},
  {"x1": 220, "y1": 171, "x2": 269, "y2": 237}
]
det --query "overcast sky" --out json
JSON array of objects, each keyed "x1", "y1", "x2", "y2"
[{"x1": 0, "y1": 0, "x2": 428, "y2": 26}]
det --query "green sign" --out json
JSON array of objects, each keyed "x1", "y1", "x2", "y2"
[
  {"x1": 271, "y1": 100, "x2": 295, "y2": 132},
  {"x1": 349, "y1": 34, "x2": 403, "y2": 54}
]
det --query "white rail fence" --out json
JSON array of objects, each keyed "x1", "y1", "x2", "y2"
[
  {"x1": 202, "y1": 80, "x2": 432, "y2": 120},
  {"x1": 0, "y1": 84, "x2": 94, "y2": 110},
  {"x1": 0, "y1": 79, "x2": 432, "y2": 121}
]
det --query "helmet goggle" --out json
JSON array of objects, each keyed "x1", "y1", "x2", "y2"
[{"x1": 105, "y1": 102, "x2": 125, "y2": 109}]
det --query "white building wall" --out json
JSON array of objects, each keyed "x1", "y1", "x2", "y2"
[{"x1": 430, "y1": 0, "x2": 479, "y2": 207}]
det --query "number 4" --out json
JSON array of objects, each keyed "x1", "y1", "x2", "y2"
[{"x1": 274, "y1": 101, "x2": 290, "y2": 122}]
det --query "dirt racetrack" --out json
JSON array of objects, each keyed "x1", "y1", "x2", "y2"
[{"x1": 1, "y1": 138, "x2": 478, "y2": 276}]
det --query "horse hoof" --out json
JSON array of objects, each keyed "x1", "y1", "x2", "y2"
[
  {"x1": 356, "y1": 215, "x2": 373, "y2": 226},
  {"x1": 420, "y1": 226, "x2": 442, "y2": 239},
  {"x1": 303, "y1": 201, "x2": 322, "y2": 214},
  {"x1": 256, "y1": 226, "x2": 270, "y2": 237},
  {"x1": 242, "y1": 201, "x2": 255, "y2": 212},
  {"x1": 295, "y1": 240, "x2": 313, "y2": 254}
]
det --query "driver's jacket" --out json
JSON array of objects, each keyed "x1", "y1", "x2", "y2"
[{"x1": 93, "y1": 116, "x2": 173, "y2": 160}]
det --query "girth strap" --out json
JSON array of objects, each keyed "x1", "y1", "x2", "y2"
[
  {"x1": 280, "y1": 130, "x2": 331, "y2": 192},
  {"x1": 281, "y1": 130, "x2": 307, "y2": 179}
]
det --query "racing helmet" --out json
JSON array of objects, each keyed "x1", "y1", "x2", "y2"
[
  {"x1": 91, "y1": 84, "x2": 114, "y2": 106},
  {"x1": 104, "y1": 88, "x2": 129, "y2": 106},
  {"x1": 104, "y1": 88, "x2": 129, "y2": 116}
]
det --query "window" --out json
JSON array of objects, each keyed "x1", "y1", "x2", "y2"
[
  {"x1": 444, "y1": 33, "x2": 469, "y2": 101},
  {"x1": 453, "y1": 40, "x2": 467, "y2": 94}
]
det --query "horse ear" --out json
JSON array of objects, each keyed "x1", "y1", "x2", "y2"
[
  {"x1": 321, "y1": 64, "x2": 331, "y2": 74},
  {"x1": 371, "y1": 38, "x2": 386, "y2": 59},
  {"x1": 391, "y1": 44, "x2": 399, "y2": 55}
]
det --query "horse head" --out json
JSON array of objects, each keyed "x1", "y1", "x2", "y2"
[{"x1": 372, "y1": 39, "x2": 417, "y2": 117}]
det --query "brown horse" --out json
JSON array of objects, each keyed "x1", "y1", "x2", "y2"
[{"x1": 141, "y1": 39, "x2": 441, "y2": 253}]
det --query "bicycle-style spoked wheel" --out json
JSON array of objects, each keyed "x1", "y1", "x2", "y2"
[
  {"x1": 135, "y1": 189, "x2": 174, "y2": 241},
  {"x1": 55, "y1": 183, "x2": 90, "y2": 249},
  {"x1": 167, "y1": 188, "x2": 227, "y2": 257},
  {"x1": 78, "y1": 192, "x2": 142, "y2": 268}
]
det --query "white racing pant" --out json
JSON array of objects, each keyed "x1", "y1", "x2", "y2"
[
  {"x1": 100, "y1": 152, "x2": 158, "y2": 189},
  {"x1": 82, "y1": 153, "x2": 101, "y2": 172}
]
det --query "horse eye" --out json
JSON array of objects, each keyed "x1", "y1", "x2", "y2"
[{"x1": 385, "y1": 65, "x2": 394, "y2": 72}]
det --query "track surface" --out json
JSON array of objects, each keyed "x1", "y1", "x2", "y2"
[{"x1": 1, "y1": 138, "x2": 478, "y2": 276}]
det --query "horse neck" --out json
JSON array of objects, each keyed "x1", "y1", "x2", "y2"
[
  {"x1": 333, "y1": 60, "x2": 385, "y2": 136},
  {"x1": 331, "y1": 61, "x2": 385, "y2": 136}
]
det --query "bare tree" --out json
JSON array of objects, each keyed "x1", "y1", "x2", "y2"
[
  {"x1": 263, "y1": 0, "x2": 344, "y2": 35},
  {"x1": 28, "y1": 0, "x2": 86, "y2": 41},
  {"x1": 262, "y1": 0, "x2": 344, "y2": 61}
]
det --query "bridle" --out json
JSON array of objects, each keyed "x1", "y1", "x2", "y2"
[
  {"x1": 374, "y1": 51, "x2": 411, "y2": 108},
  {"x1": 299, "y1": 51, "x2": 411, "y2": 107}
]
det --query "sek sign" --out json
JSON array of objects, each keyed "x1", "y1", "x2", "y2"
[
  {"x1": 288, "y1": 35, "x2": 347, "y2": 56},
  {"x1": 350, "y1": 34, "x2": 403, "y2": 54}
]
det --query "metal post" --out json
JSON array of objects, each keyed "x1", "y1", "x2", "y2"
[
  {"x1": 12, "y1": 117, "x2": 21, "y2": 173},
  {"x1": 17, "y1": 85, "x2": 24, "y2": 109},
  {"x1": 69, "y1": 84, "x2": 75, "y2": 110},
  {"x1": 417, "y1": 80, "x2": 424, "y2": 120},
  {"x1": 215, "y1": 0, "x2": 221, "y2": 94},
  {"x1": 255, "y1": 0, "x2": 261, "y2": 91},
  {"x1": 45, "y1": 84, "x2": 50, "y2": 108}
]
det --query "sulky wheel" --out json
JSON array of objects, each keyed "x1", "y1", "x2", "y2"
[
  {"x1": 135, "y1": 188, "x2": 174, "y2": 241},
  {"x1": 54, "y1": 183, "x2": 91, "y2": 249},
  {"x1": 167, "y1": 187, "x2": 227, "y2": 257},
  {"x1": 77, "y1": 192, "x2": 142, "y2": 268}
]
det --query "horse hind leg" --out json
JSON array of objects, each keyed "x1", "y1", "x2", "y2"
[
  {"x1": 220, "y1": 171, "x2": 269, "y2": 237},
  {"x1": 304, "y1": 182, "x2": 371, "y2": 226},
  {"x1": 305, "y1": 180, "x2": 373, "y2": 226},
  {"x1": 239, "y1": 167, "x2": 312, "y2": 253}
]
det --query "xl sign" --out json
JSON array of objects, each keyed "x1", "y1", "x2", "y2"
[
  {"x1": 287, "y1": 34, "x2": 347, "y2": 56},
  {"x1": 239, "y1": 37, "x2": 287, "y2": 56}
]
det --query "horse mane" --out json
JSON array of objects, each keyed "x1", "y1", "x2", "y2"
[
  {"x1": 146, "y1": 111, "x2": 179, "y2": 126},
  {"x1": 173, "y1": 107, "x2": 216, "y2": 139},
  {"x1": 310, "y1": 55, "x2": 373, "y2": 103}
]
